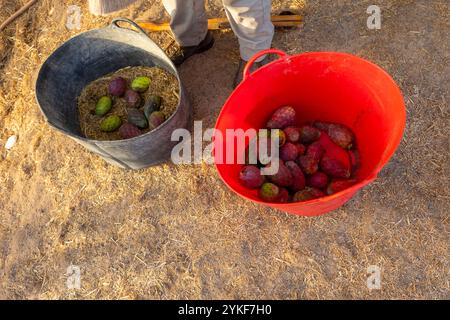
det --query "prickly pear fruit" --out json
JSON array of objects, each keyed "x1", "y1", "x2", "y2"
[
  {"x1": 239, "y1": 165, "x2": 265, "y2": 189},
  {"x1": 266, "y1": 106, "x2": 296, "y2": 129},
  {"x1": 127, "y1": 109, "x2": 148, "y2": 129},
  {"x1": 131, "y1": 76, "x2": 151, "y2": 92},
  {"x1": 299, "y1": 125, "x2": 321, "y2": 144},
  {"x1": 293, "y1": 189, "x2": 314, "y2": 202},
  {"x1": 285, "y1": 161, "x2": 306, "y2": 192},
  {"x1": 267, "y1": 160, "x2": 293, "y2": 187},
  {"x1": 283, "y1": 127, "x2": 301, "y2": 143},
  {"x1": 306, "y1": 142, "x2": 325, "y2": 162},
  {"x1": 270, "y1": 129, "x2": 286, "y2": 147},
  {"x1": 119, "y1": 123, "x2": 141, "y2": 139},
  {"x1": 276, "y1": 188, "x2": 290, "y2": 203},
  {"x1": 317, "y1": 132, "x2": 351, "y2": 177},
  {"x1": 280, "y1": 143, "x2": 299, "y2": 162},
  {"x1": 144, "y1": 95, "x2": 162, "y2": 119},
  {"x1": 327, "y1": 124, "x2": 354, "y2": 149},
  {"x1": 313, "y1": 121, "x2": 331, "y2": 131},
  {"x1": 295, "y1": 143, "x2": 306, "y2": 156},
  {"x1": 95, "y1": 96, "x2": 112, "y2": 116},
  {"x1": 297, "y1": 155, "x2": 319, "y2": 175},
  {"x1": 326, "y1": 179, "x2": 357, "y2": 195},
  {"x1": 348, "y1": 149, "x2": 361, "y2": 175},
  {"x1": 148, "y1": 111, "x2": 166, "y2": 130},
  {"x1": 100, "y1": 115, "x2": 122, "y2": 132},
  {"x1": 124, "y1": 89, "x2": 142, "y2": 108},
  {"x1": 306, "y1": 172, "x2": 329, "y2": 189},
  {"x1": 259, "y1": 182, "x2": 280, "y2": 202},
  {"x1": 293, "y1": 187, "x2": 325, "y2": 202},
  {"x1": 320, "y1": 155, "x2": 351, "y2": 179},
  {"x1": 309, "y1": 187, "x2": 325, "y2": 198},
  {"x1": 314, "y1": 121, "x2": 354, "y2": 149},
  {"x1": 108, "y1": 77, "x2": 127, "y2": 97}
]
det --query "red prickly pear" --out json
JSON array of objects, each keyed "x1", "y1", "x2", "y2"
[
  {"x1": 327, "y1": 124, "x2": 354, "y2": 149},
  {"x1": 297, "y1": 155, "x2": 319, "y2": 175},
  {"x1": 267, "y1": 161, "x2": 293, "y2": 187},
  {"x1": 148, "y1": 111, "x2": 166, "y2": 130},
  {"x1": 313, "y1": 121, "x2": 332, "y2": 132},
  {"x1": 239, "y1": 165, "x2": 265, "y2": 189},
  {"x1": 306, "y1": 172, "x2": 329, "y2": 189},
  {"x1": 119, "y1": 123, "x2": 142, "y2": 139},
  {"x1": 317, "y1": 132, "x2": 351, "y2": 177},
  {"x1": 280, "y1": 143, "x2": 299, "y2": 162},
  {"x1": 276, "y1": 188, "x2": 290, "y2": 203},
  {"x1": 320, "y1": 155, "x2": 351, "y2": 179},
  {"x1": 299, "y1": 125, "x2": 321, "y2": 144},
  {"x1": 285, "y1": 161, "x2": 306, "y2": 192},
  {"x1": 314, "y1": 122, "x2": 354, "y2": 149},
  {"x1": 124, "y1": 89, "x2": 142, "y2": 108},
  {"x1": 293, "y1": 187, "x2": 325, "y2": 202},
  {"x1": 259, "y1": 182, "x2": 280, "y2": 202},
  {"x1": 306, "y1": 141, "x2": 325, "y2": 162},
  {"x1": 309, "y1": 187, "x2": 325, "y2": 198},
  {"x1": 295, "y1": 143, "x2": 306, "y2": 156},
  {"x1": 348, "y1": 149, "x2": 361, "y2": 175},
  {"x1": 108, "y1": 77, "x2": 127, "y2": 97},
  {"x1": 283, "y1": 127, "x2": 301, "y2": 143},
  {"x1": 326, "y1": 179, "x2": 357, "y2": 195},
  {"x1": 266, "y1": 106, "x2": 296, "y2": 129},
  {"x1": 293, "y1": 189, "x2": 313, "y2": 202}
]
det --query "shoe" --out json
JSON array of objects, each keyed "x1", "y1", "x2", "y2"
[
  {"x1": 171, "y1": 31, "x2": 215, "y2": 66},
  {"x1": 233, "y1": 55, "x2": 272, "y2": 88}
]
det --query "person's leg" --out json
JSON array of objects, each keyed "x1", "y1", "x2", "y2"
[
  {"x1": 162, "y1": 0, "x2": 208, "y2": 47},
  {"x1": 88, "y1": 0, "x2": 137, "y2": 16},
  {"x1": 222, "y1": 0, "x2": 274, "y2": 62},
  {"x1": 162, "y1": 0, "x2": 214, "y2": 65}
]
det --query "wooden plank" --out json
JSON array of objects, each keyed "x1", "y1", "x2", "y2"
[{"x1": 137, "y1": 15, "x2": 303, "y2": 32}]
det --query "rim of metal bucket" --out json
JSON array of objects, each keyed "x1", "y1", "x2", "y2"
[{"x1": 35, "y1": 18, "x2": 183, "y2": 145}]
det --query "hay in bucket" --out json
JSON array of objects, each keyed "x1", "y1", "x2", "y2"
[{"x1": 77, "y1": 66, "x2": 179, "y2": 141}]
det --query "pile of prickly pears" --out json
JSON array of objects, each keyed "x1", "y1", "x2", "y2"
[
  {"x1": 238, "y1": 106, "x2": 360, "y2": 203},
  {"x1": 94, "y1": 76, "x2": 165, "y2": 139}
]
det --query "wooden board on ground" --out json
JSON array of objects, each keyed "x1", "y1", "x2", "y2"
[{"x1": 137, "y1": 15, "x2": 303, "y2": 32}]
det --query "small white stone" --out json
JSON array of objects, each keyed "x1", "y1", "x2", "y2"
[{"x1": 5, "y1": 135, "x2": 17, "y2": 150}]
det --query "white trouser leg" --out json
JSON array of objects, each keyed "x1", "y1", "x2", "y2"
[
  {"x1": 162, "y1": 0, "x2": 208, "y2": 47},
  {"x1": 222, "y1": 0, "x2": 274, "y2": 61}
]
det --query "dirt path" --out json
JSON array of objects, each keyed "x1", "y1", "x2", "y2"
[{"x1": 0, "y1": 0, "x2": 448, "y2": 299}]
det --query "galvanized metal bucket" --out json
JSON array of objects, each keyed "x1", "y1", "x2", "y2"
[{"x1": 35, "y1": 18, "x2": 191, "y2": 169}]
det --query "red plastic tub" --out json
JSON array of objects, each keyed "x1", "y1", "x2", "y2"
[{"x1": 214, "y1": 49, "x2": 406, "y2": 216}]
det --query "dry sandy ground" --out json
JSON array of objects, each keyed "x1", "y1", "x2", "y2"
[{"x1": 0, "y1": 0, "x2": 448, "y2": 299}]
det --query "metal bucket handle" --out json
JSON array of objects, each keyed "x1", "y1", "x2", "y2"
[{"x1": 110, "y1": 17, "x2": 148, "y2": 36}]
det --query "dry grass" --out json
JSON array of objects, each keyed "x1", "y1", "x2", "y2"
[
  {"x1": 78, "y1": 66, "x2": 179, "y2": 140},
  {"x1": 0, "y1": 0, "x2": 448, "y2": 299}
]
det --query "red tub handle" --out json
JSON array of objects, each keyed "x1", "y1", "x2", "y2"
[{"x1": 243, "y1": 49, "x2": 288, "y2": 80}]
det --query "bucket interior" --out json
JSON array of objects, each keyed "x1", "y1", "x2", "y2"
[
  {"x1": 36, "y1": 28, "x2": 176, "y2": 139},
  {"x1": 215, "y1": 52, "x2": 406, "y2": 203}
]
